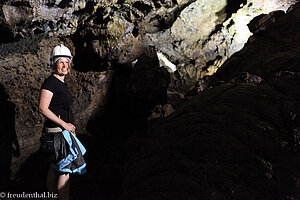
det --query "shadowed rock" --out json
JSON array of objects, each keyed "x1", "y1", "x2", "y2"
[{"x1": 119, "y1": 3, "x2": 300, "y2": 199}]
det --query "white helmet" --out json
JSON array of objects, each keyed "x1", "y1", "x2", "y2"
[{"x1": 50, "y1": 44, "x2": 73, "y2": 65}]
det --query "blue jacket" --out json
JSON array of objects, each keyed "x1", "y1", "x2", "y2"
[{"x1": 53, "y1": 130, "x2": 87, "y2": 175}]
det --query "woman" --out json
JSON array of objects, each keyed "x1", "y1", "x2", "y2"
[{"x1": 39, "y1": 44, "x2": 76, "y2": 200}]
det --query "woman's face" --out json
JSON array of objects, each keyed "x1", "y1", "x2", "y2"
[{"x1": 55, "y1": 57, "x2": 70, "y2": 76}]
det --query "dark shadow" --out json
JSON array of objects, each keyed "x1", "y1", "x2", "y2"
[
  {"x1": 78, "y1": 49, "x2": 169, "y2": 199},
  {"x1": 86, "y1": 61, "x2": 138, "y2": 139},
  {"x1": 71, "y1": 22, "x2": 111, "y2": 72},
  {"x1": 0, "y1": 3, "x2": 14, "y2": 44},
  {"x1": 10, "y1": 150, "x2": 49, "y2": 193},
  {"x1": 132, "y1": 2, "x2": 153, "y2": 15},
  {"x1": 0, "y1": 25, "x2": 14, "y2": 44},
  {"x1": 86, "y1": 48, "x2": 170, "y2": 140},
  {"x1": 225, "y1": 0, "x2": 247, "y2": 20},
  {"x1": 0, "y1": 83, "x2": 19, "y2": 191},
  {"x1": 71, "y1": 39, "x2": 110, "y2": 72}
]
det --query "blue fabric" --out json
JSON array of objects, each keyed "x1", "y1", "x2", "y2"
[{"x1": 55, "y1": 130, "x2": 87, "y2": 175}]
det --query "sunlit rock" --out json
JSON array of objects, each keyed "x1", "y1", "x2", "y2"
[
  {"x1": 147, "y1": 0, "x2": 297, "y2": 94},
  {"x1": 157, "y1": 51, "x2": 177, "y2": 72}
]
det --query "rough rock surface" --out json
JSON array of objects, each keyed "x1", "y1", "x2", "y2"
[
  {"x1": 1, "y1": 0, "x2": 297, "y2": 89},
  {"x1": 0, "y1": 0, "x2": 299, "y2": 199},
  {"x1": 147, "y1": 0, "x2": 297, "y2": 93},
  {"x1": 119, "y1": 3, "x2": 300, "y2": 199},
  {"x1": 214, "y1": 4, "x2": 300, "y2": 82},
  {"x1": 0, "y1": 36, "x2": 108, "y2": 183},
  {"x1": 0, "y1": 0, "x2": 83, "y2": 39},
  {"x1": 1, "y1": 41, "x2": 170, "y2": 200}
]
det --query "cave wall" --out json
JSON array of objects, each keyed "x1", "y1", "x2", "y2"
[
  {"x1": 120, "y1": 3, "x2": 300, "y2": 199},
  {"x1": 0, "y1": 36, "x2": 108, "y2": 180},
  {"x1": 0, "y1": 0, "x2": 298, "y2": 195},
  {"x1": 1, "y1": 0, "x2": 297, "y2": 85}
]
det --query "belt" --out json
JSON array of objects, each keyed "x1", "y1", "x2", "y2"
[{"x1": 44, "y1": 127, "x2": 63, "y2": 133}]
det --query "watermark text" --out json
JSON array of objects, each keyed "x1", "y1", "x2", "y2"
[{"x1": 0, "y1": 191, "x2": 57, "y2": 199}]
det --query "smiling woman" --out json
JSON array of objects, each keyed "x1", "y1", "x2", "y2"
[
  {"x1": 55, "y1": 57, "x2": 71, "y2": 77},
  {"x1": 38, "y1": 44, "x2": 83, "y2": 200},
  {"x1": 40, "y1": 44, "x2": 75, "y2": 132}
]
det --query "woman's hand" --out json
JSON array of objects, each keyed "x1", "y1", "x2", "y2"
[
  {"x1": 39, "y1": 89, "x2": 76, "y2": 136},
  {"x1": 62, "y1": 122, "x2": 76, "y2": 135}
]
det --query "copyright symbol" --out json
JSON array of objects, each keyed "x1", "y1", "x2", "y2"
[{"x1": 0, "y1": 192, "x2": 6, "y2": 198}]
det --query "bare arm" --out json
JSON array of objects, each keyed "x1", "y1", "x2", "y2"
[{"x1": 39, "y1": 89, "x2": 76, "y2": 134}]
